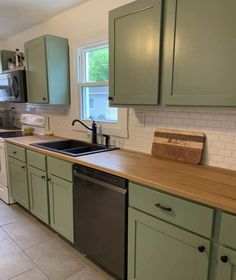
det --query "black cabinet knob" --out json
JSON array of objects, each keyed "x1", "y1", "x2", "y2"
[
  {"x1": 43, "y1": 97, "x2": 47, "y2": 101},
  {"x1": 220, "y1": 256, "x2": 228, "y2": 263},
  {"x1": 108, "y1": 96, "x2": 114, "y2": 101},
  {"x1": 198, "y1": 246, "x2": 205, "y2": 253}
]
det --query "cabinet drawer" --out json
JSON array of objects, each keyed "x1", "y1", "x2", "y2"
[
  {"x1": 219, "y1": 212, "x2": 236, "y2": 250},
  {"x1": 47, "y1": 156, "x2": 72, "y2": 182},
  {"x1": 27, "y1": 150, "x2": 46, "y2": 171},
  {"x1": 7, "y1": 143, "x2": 26, "y2": 162},
  {"x1": 129, "y1": 182, "x2": 214, "y2": 238}
]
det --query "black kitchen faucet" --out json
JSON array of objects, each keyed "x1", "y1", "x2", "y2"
[{"x1": 72, "y1": 117, "x2": 97, "y2": 144}]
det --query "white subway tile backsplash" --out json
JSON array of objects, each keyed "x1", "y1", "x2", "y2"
[
  {"x1": 189, "y1": 112, "x2": 202, "y2": 119},
  {"x1": 123, "y1": 107, "x2": 236, "y2": 171},
  {"x1": 226, "y1": 143, "x2": 236, "y2": 151},
  {"x1": 218, "y1": 149, "x2": 232, "y2": 157},
  {"x1": 225, "y1": 157, "x2": 236, "y2": 165},
  {"x1": 9, "y1": 103, "x2": 236, "y2": 171},
  {"x1": 214, "y1": 114, "x2": 229, "y2": 121},
  {"x1": 209, "y1": 155, "x2": 224, "y2": 163},
  {"x1": 219, "y1": 135, "x2": 234, "y2": 143},
  {"x1": 221, "y1": 120, "x2": 236, "y2": 129},
  {"x1": 207, "y1": 120, "x2": 221, "y2": 128},
  {"x1": 195, "y1": 120, "x2": 208, "y2": 127}
]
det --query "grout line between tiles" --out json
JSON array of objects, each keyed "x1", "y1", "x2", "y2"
[
  {"x1": 7, "y1": 267, "x2": 49, "y2": 280},
  {"x1": 8, "y1": 236, "x2": 49, "y2": 280},
  {"x1": 0, "y1": 216, "x2": 48, "y2": 280},
  {"x1": 0, "y1": 226, "x2": 13, "y2": 240},
  {"x1": 22, "y1": 235, "x2": 57, "y2": 251},
  {"x1": 0, "y1": 204, "x2": 114, "y2": 280},
  {"x1": 1, "y1": 220, "x2": 54, "y2": 279}
]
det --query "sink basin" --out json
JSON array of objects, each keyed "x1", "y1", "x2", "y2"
[
  {"x1": 32, "y1": 140, "x2": 89, "y2": 150},
  {"x1": 30, "y1": 139, "x2": 118, "y2": 157}
]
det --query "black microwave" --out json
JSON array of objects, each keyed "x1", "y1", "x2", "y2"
[{"x1": 0, "y1": 70, "x2": 27, "y2": 102}]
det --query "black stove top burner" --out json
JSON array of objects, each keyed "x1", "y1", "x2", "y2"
[{"x1": 0, "y1": 131, "x2": 24, "y2": 138}]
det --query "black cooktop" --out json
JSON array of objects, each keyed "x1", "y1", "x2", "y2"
[{"x1": 0, "y1": 131, "x2": 24, "y2": 138}]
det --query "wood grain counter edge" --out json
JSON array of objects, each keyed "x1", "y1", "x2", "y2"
[{"x1": 5, "y1": 135, "x2": 236, "y2": 214}]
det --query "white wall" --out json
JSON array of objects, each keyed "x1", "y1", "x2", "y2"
[
  {"x1": 2, "y1": 0, "x2": 236, "y2": 171},
  {"x1": 1, "y1": 0, "x2": 133, "y2": 50},
  {"x1": 1, "y1": 0, "x2": 133, "y2": 142}
]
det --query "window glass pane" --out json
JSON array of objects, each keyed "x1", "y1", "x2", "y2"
[
  {"x1": 85, "y1": 47, "x2": 108, "y2": 82},
  {"x1": 82, "y1": 86, "x2": 118, "y2": 122}
]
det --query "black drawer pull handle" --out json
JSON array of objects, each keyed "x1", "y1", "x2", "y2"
[
  {"x1": 220, "y1": 256, "x2": 228, "y2": 263},
  {"x1": 198, "y1": 246, "x2": 205, "y2": 253},
  {"x1": 155, "y1": 203, "x2": 172, "y2": 212},
  {"x1": 47, "y1": 178, "x2": 51, "y2": 182},
  {"x1": 41, "y1": 176, "x2": 46, "y2": 179},
  {"x1": 13, "y1": 151, "x2": 17, "y2": 154},
  {"x1": 21, "y1": 166, "x2": 25, "y2": 169},
  {"x1": 108, "y1": 96, "x2": 114, "y2": 101}
]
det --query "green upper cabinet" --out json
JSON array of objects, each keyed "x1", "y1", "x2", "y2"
[
  {"x1": 109, "y1": 0, "x2": 163, "y2": 105},
  {"x1": 128, "y1": 208, "x2": 210, "y2": 280},
  {"x1": 162, "y1": 0, "x2": 236, "y2": 106},
  {"x1": 0, "y1": 50, "x2": 15, "y2": 73},
  {"x1": 24, "y1": 35, "x2": 70, "y2": 104}
]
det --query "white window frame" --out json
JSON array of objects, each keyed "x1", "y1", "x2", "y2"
[{"x1": 76, "y1": 41, "x2": 128, "y2": 138}]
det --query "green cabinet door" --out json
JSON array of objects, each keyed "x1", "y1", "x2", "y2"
[
  {"x1": 24, "y1": 35, "x2": 70, "y2": 104},
  {"x1": 109, "y1": 0, "x2": 162, "y2": 105},
  {"x1": 24, "y1": 36, "x2": 48, "y2": 103},
  {"x1": 128, "y1": 208, "x2": 210, "y2": 280},
  {"x1": 216, "y1": 247, "x2": 236, "y2": 280},
  {"x1": 28, "y1": 166, "x2": 49, "y2": 224},
  {"x1": 0, "y1": 50, "x2": 16, "y2": 73},
  {"x1": 48, "y1": 175, "x2": 73, "y2": 242},
  {"x1": 8, "y1": 157, "x2": 29, "y2": 209},
  {"x1": 162, "y1": 0, "x2": 236, "y2": 106}
]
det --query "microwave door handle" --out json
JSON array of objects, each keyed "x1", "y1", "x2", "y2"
[
  {"x1": 12, "y1": 76, "x2": 19, "y2": 98},
  {"x1": 8, "y1": 76, "x2": 14, "y2": 98}
]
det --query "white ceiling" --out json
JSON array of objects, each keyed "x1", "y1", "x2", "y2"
[{"x1": 0, "y1": 0, "x2": 88, "y2": 40}]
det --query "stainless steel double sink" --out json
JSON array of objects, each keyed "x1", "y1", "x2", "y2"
[{"x1": 31, "y1": 139, "x2": 118, "y2": 157}]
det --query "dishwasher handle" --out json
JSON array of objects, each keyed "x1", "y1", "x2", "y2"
[{"x1": 74, "y1": 170, "x2": 127, "y2": 194}]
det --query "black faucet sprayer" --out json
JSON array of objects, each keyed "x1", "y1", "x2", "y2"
[{"x1": 72, "y1": 117, "x2": 97, "y2": 144}]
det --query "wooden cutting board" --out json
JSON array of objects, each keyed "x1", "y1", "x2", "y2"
[{"x1": 152, "y1": 128, "x2": 205, "y2": 164}]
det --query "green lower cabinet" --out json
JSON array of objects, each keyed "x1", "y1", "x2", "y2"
[
  {"x1": 28, "y1": 166, "x2": 49, "y2": 224},
  {"x1": 128, "y1": 207, "x2": 210, "y2": 280},
  {"x1": 48, "y1": 174, "x2": 74, "y2": 242},
  {"x1": 216, "y1": 247, "x2": 236, "y2": 280},
  {"x1": 8, "y1": 157, "x2": 29, "y2": 209}
]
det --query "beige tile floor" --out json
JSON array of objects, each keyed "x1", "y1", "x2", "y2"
[{"x1": 0, "y1": 200, "x2": 115, "y2": 280}]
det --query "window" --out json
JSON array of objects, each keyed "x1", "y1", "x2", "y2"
[{"x1": 78, "y1": 44, "x2": 118, "y2": 123}]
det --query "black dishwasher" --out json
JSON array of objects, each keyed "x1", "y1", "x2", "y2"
[{"x1": 73, "y1": 164, "x2": 128, "y2": 280}]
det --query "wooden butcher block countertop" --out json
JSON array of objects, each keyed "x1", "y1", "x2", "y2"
[{"x1": 6, "y1": 135, "x2": 236, "y2": 214}]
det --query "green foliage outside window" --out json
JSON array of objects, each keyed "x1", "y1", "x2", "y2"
[{"x1": 87, "y1": 47, "x2": 108, "y2": 82}]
